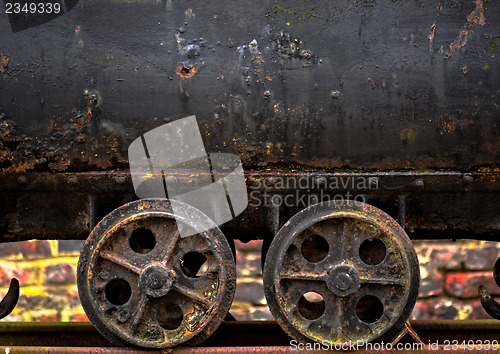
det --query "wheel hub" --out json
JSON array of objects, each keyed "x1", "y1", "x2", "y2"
[
  {"x1": 327, "y1": 265, "x2": 360, "y2": 296},
  {"x1": 139, "y1": 264, "x2": 175, "y2": 297}
]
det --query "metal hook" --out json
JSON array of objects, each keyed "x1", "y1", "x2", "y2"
[
  {"x1": 0, "y1": 278, "x2": 19, "y2": 320},
  {"x1": 479, "y1": 257, "x2": 500, "y2": 320}
]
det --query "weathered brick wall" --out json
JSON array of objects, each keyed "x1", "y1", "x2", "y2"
[
  {"x1": 411, "y1": 240, "x2": 500, "y2": 320},
  {"x1": 0, "y1": 239, "x2": 499, "y2": 322},
  {"x1": 0, "y1": 240, "x2": 87, "y2": 322}
]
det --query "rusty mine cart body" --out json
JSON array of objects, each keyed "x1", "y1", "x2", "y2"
[{"x1": 0, "y1": 0, "x2": 499, "y2": 348}]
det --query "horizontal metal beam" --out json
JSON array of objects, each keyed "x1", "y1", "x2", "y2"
[
  {"x1": 1, "y1": 170, "x2": 499, "y2": 242},
  {"x1": 0, "y1": 321, "x2": 500, "y2": 351}
]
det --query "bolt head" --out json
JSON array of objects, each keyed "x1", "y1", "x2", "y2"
[
  {"x1": 331, "y1": 90, "x2": 341, "y2": 99},
  {"x1": 115, "y1": 175, "x2": 127, "y2": 184},
  {"x1": 67, "y1": 175, "x2": 79, "y2": 185},
  {"x1": 463, "y1": 174, "x2": 473, "y2": 183}
]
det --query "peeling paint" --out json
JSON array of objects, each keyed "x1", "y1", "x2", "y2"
[
  {"x1": 447, "y1": 0, "x2": 486, "y2": 58},
  {"x1": 176, "y1": 63, "x2": 197, "y2": 79},
  {"x1": 437, "y1": 115, "x2": 474, "y2": 135},
  {"x1": 0, "y1": 53, "x2": 9, "y2": 73}
]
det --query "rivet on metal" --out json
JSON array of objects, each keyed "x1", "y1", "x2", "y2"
[
  {"x1": 314, "y1": 176, "x2": 327, "y2": 187},
  {"x1": 414, "y1": 179, "x2": 424, "y2": 188},
  {"x1": 115, "y1": 175, "x2": 127, "y2": 184},
  {"x1": 331, "y1": 90, "x2": 341, "y2": 99},
  {"x1": 67, "y1": 175, "x2": 79, "y2": 185},
  {"x1": 463, "y1": 174, "x2": 473, "y2": 183}
]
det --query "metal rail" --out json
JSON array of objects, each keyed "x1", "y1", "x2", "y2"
[{"x1": 0, "y1": 321, "x2": 499, "y2": 350}]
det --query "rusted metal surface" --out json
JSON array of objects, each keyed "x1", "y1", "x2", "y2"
[
  {"x1": 0, "y1": 278, "x2": 19, "y2": 320},
  {"x1": 1, "y1": 170, "x2": 499, "y2": 242},
  {"x1": 0, "y1": 53, "x2": 8, "y2": 73},
  {"x1": 1, "y1": 347, "x2": 500, "y2": 354},
  {"x1": 263, "y1": 201, "x2": 420, "y2": 345},
  {"x1": 1, "y1": 321, "x2": 500, "y2": 347},
  {"x1": 2, "y1": 346, "x2": 500, "y2": 354},
  {"x1": 77, "y1": 199, "x2": 236, "y2": 348},
  {"x1": 0, "y1": 1, "x2": 499, "y2": 172},
  {"x1": 1, "y1": 321, "x2": 500, "y2": 352}
]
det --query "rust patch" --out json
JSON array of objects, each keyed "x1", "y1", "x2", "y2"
[
  {"x1": 437, "y1": 115, "x2": 474, "y2": 135},
  {"x1": 0, "y1": 53, "x2": 9, "y2": 73},
  {"x1": 428, "y1": 24, "x2": 436, "y2": 42},
  {"x1": 447, "y1": 0, "x2": 486, "y2": 58},
  {"x1": 176, "y1": 63, "x2": 197, "y2": 79}
]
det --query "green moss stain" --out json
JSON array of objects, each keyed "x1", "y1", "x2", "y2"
[
  {"x1": 483, "y1": 36, "x2": 500, "y2": 69},
  {"x1": 267, "y1": 1, "x2": 317, "y2": 24}
]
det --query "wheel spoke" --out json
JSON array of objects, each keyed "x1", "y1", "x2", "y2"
[
  {"x1": 360, "y1": 277, "x2": 405, "y2": 286},
  {"x1": 175, "y1": 232, "x2": 213, "y2": 258},
  {"x1": 100, "y1": 250, "x2": 141, "y2": 275},
  {"x1": 130, "y1": 293, "x2": 148, "y2": 333},
  {"x1": 309, "y1": 218, "x2": 350, "y2": 264},
  {"x1": 174, "y1": 283, "x2": 210, "y2": 307},
  {"x1": 159, "y1": 228, "x2": 180, "y2": 266},
  {"x1": 306, "y1": 295, "x2": 343, "y2": 341},
  {"x1": 280, "y1": 270, "x2": 327, "y2": 281},
  {"x1": 340, "y1": 219, "x2": 349, "y2": 260},
  {"x1": 143, "y1": 220, "x2": 181, "y2": 265}
]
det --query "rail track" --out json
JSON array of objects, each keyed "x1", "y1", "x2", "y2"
[{"x1": 1, "y1": 320, "x2": 500, "y2": 353}]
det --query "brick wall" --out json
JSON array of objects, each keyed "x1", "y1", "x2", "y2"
[
  {"x1": 0, "y1": 240, "x2": 87, "y2": 322},
  {"x1": 411, "y1": 240, "x2": 500, "y2": 320},
  {"x1": 0, "y1": 239, "x2": 499, "y2": 322}
]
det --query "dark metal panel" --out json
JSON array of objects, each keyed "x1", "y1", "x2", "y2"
[{"x1": 0, "y1": 0, "x2": 499, "y2": 172}]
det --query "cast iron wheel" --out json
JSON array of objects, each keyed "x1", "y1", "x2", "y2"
[
  {"x1": 77, "y1": 199, "x2": 236, "y2": 348},
  {"x1": 263, "y1": 200, "x2": 419, "y2": 345}
]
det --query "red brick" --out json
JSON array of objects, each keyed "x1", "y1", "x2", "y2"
[
  {"x1": 230, "y1": 310, "x2": 250, "y2": 321},
  {"x1": 69, "y1": 313, "x2": 89, "y2": 322},
  {"x1": 31, "y1": 312, "x2": 59, "y2": 322},
  {"x1": 0, "y1": 267, "x2": 11, "y2": 287},
  {"x1": 410, "y1": 299, "x2": 462, "y2": 320},
  {"x1": 20, "y1": 240, "x2": 52, "y2": 258},
  {"x1": 429, "y1": 246, "x2": 462, "y2": 270},
  {"x1": 445, "y1": 272, "x2": 500, "y2": 298},
  {"x1": 234, "y1": 240, "x2": 263, "y2": 252},
  {"x1": 234, "y1": 281, "x2": 266, "y2": 305},
  {"x1": 464, "y1": 247, "x2": 499, "y2": 271},
  {"x1": 0, "y1": 265, "x2": 37, "y2": 287},
  {"x1": 249, "y1": 307, "x2": 274, "y2": 321},
  {"x1": 44, "y1": 263, "x2": 76, "y2": 284},
  {"x1": 12, "y1": 267, "x2": 37, "y2": 286},
  {"x1": 419, "y1": 273, "x2": 443, "y2": 298},
  {"x1": 17, "y1": 292, "x2": 81, "y2": 312},
  {"x1": 236, "y1": 255, "x2": 262, "y2": 277},
  {"x1": 0, "y1": 242, "x2": 23, "y2": 258}
]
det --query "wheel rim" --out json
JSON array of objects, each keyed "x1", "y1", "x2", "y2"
[
  {"x1": 263, "y1": 201, "x2": 419, "y2": 345},
  {"x1": 78, "y1": 199, "x2": 235, "y2": 348}
]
